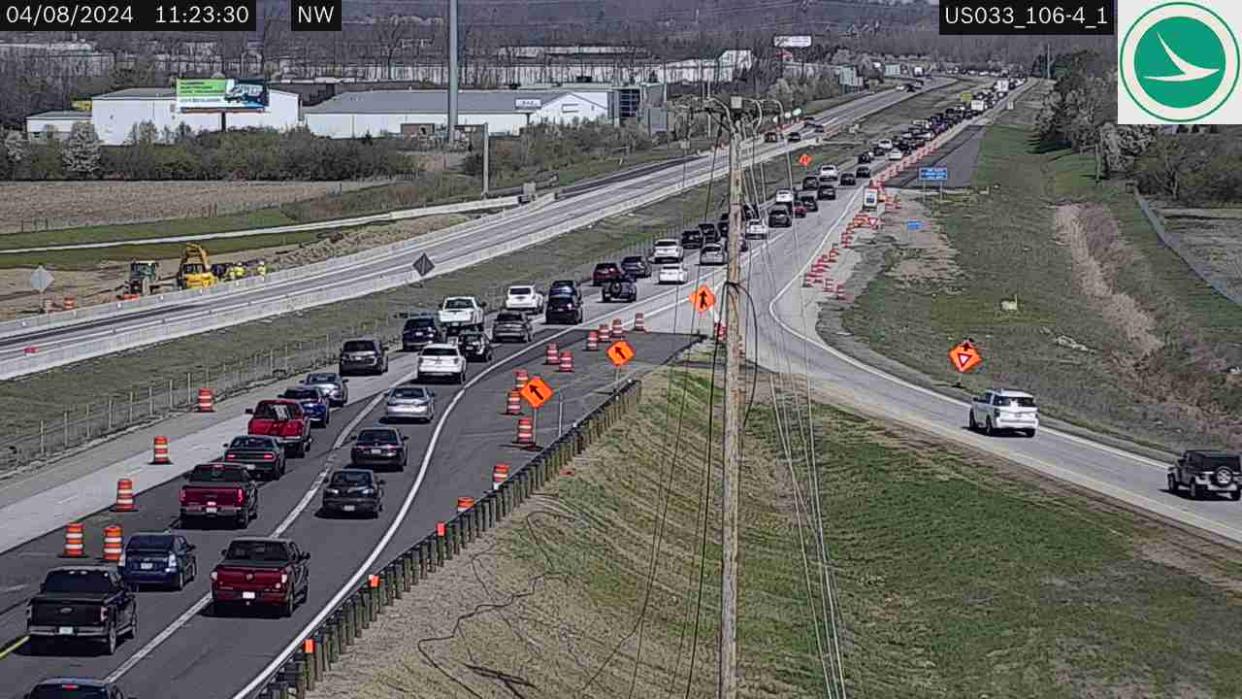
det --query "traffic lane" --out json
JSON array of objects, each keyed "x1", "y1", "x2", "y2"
[{"x1": 882, "y1": 125, "x2": 986, "y2": 189}]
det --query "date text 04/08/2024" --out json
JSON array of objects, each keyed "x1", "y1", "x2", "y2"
[
  {"x1": 0, "y1": 0, "x2": 289, "y2": 31},
  {"x1": 938, "y1": 0, "x2": 1115, "y2": 36}
]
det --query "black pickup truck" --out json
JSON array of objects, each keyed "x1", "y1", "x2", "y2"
[{"x1": 26, "y1": 566, "x2": 138, "y2": 655}]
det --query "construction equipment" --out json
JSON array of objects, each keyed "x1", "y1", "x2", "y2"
[
  {"x1": 177, "y1": 244, "x2": 216, "y2": 290},
  {"x1": 125, "y1": 260, "x2": 160, "y2": 296}
]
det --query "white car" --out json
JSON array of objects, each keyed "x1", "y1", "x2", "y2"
[
  {"x1": 699, "y1": 244, "x2": 727, "y2": 266},
  {"x1": 887, "y1": 149, "x2": 903, "y2": 161},
  {"x1": 817, "y1": 165, "x2": 838, "y2": 180},
  {"x1": 651, "y1": 238, "x2": 684, "y2": 264},
  {"x1": 437, "y1": 296, "x2": 485, "y2": 332},
  {"x1": 774, "y1": 189, "x2": 795, "y2": 204},
  {"x1": 745, "y1": 220, "x2": 769, "y2": 239},
  {"x1": 503, "y1": 285, "x2": 544, "y2": 313},
  {"x1": 969, "y1": 389, "x2": 1039, "y2": 437},
  {"x1": 877, "y1": 138, "x2": 894, "y2": 151},
  {"x1": 416, "y1": 343, "x2": 467, "y2": 384},
  {"x1": 657, "y1": 263, "x2": 688, "y2": 285}
]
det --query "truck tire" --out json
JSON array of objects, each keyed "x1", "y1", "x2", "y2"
[
  {"x1": 968, "y1": 411, "x2": 977, "y2": 431},
  {"x1": 984, "y1": 417, "x2": 994, "y2": 436},
  {"x1": 127, "y1": 609, "x2": 138, "y2": 640},
  {"x1": 1190, "y1": 481, "x2": 1202, "y2": 500},
  {"x1": 1167, "y1": 473, "x2": 1179, "y2": 494},
  {"x1": 102, "y1": 624, "x2": 117, "y2": 655},
  {"x1": 282, "y1": 594, "x2": 295, "y2": 618}
]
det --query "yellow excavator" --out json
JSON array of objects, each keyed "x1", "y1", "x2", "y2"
[{"x1": 176, "y1": 244, "x2": 216, "y2": 290}]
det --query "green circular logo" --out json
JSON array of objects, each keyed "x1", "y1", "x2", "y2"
[{"x1": 1120, "y1": 2, "x2": 1240, "y2": 122}]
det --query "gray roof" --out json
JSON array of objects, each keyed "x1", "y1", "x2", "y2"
[
  {"x1": 95, "y1": 87, "x2": 176, "y2": 100},
  {"x1": 304, "y1": 89, "x2": 598, "y2": 115},
  {"x1": 27, "y1": 110, "x2": 90, "y2": 120}
]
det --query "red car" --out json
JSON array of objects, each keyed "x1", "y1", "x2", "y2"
[
  {"x1": 793, "y1": 202, "x2": 808, "y2": 218},
  {"x1": 592, "y1": 262, "x2": 623, "y2": 286},
  {"x1": 211, "y1": 537, "x2": 310, "y2": 617},
  {"x1": 179, "y1": 462, "x2": 259, "y2": 528},
  {"x1": 246, "y1": 399, "x2": 312, "y2": 457}
]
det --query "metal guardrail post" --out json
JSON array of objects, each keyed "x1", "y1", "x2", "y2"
[
  {"x1": 449, "y1": 520, "x2": 460, "y2": 558},
  {"x1": 435, "y1": 530, "x2": 446, "y2": 567},
  {"x1": 326, "y1": 616, "x2": 340, "y2": 664},
  {"x1": 350, "y1": 595, "x2": 364, "y2": 639}
]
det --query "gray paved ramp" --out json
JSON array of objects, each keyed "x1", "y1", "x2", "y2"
[{"x1": 885, "y1": 125, "x2": 987, "y2": 189}]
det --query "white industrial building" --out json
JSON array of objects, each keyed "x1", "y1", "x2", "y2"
[
  {"x1": 303, "y1": 89, "x2": 610, "y2": 138},
  {"x1": 24, "y1": 111, "x2": 90, "y2": 141}
]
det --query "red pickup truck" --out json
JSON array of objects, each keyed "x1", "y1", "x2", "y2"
[
  {"x1": 246, "y1": 399, "x2": 312, "y2": 457},
  {"x1": 211, "y1": 537, "x2": 310, "y2": 617},
  {"x1": 179, "y1": 463, "x2": 259, "y2": 528}
]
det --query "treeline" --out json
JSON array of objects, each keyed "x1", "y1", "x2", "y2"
[
  {"x1": 461, "y1": 121, "x2": 656, "y2": 178},
  {"x1": 0, "y1": 124, "x2": 411, "y2": 180}
]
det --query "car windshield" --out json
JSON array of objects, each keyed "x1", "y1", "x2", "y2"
[
  {"x1": 594, "y1": 264, "x2": 616, "y2": 271},
  {"x1": 29, "y1": 685, "x2": 110, "y2": 699},
  {"x1": 497, "y1": 312, "x2": 524, "y2": 323},
  {"x1": 508, "y1": 286, "x2": 533, "y2": 295},
  {"x1": 330, "y1": 471, "x2": 372, "y2": 487},
  {"x1": 342, "y1": 341, "x2": 375, "y2": 353},
  {"x1": 252, "y1": 403, "x2": 292, "y2": 421},
  {"x1": 422, "y1": 347, "x2": 457, "y2": 357},
  {"x1": 127, "y1": 534, "x2": 174, "y2": 552},
  {"x1": 282, "y1": 388, "x2": 319, "y2": 401},
  {"x1": 405, "y1": 318, "x2": 435, "y2": 329},
  {"x1": 443, "y1": 299, "x2": 473, "y2": 310},
  {"x1": 230, "y1": 436, "x2": 275, "y2": 450},
  {"x1": 358, "y1": 429, "x2": 400, "y2": 445},
  {"x1": 391, "y1": 387, "x2": 429, "y2": 399},
  {"x1": 622, "y1": 256, "x2": 643, "y2": 264},
  {"x1": 42, "y1": 569, "x2": 115, "y2": 594},
  {"x1": 189, "y1": 465, "x2": 247, "y2": 483},
  {"x1": 549, "y1": 294, "x2": 574, "y2": 304},
  {"x1": 305, "y1": 373, "x2": 337, "y2": 384},
  {"x1": 997, "y1": 396, "x2": 1036, "y2": 408},
  {"x1": 655, "y1": 240, "x2": 676, "y2": 247},
  {"x1": 225, "y1": 540, "x2": 292, "y2": 562},
  {"x1": 703, "y1": 246, "x2": 722, "y2": 253}
]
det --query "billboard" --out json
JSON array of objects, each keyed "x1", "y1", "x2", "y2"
[
  {"x1": 176, "y1": 78, "x2": 269, "y2": 112},
  {"x1": 514, "y1": 98, "x2": 542, "y2": 110},
  {"x1": 773, "y1": 35, "x2": 812, "y2": 48}
]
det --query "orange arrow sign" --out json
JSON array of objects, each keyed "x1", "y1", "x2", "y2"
[
  {"x1": 798, "y1": 153, "x2": 813, "y2": 167},
  {"x1": 606, "y1": 340, "x2": 635, "y2": 368},
  {"x1": 689, "y1": 285, "x2": 716, "y2": 314},
  {"x1": 519, "y1": 376, "x2": 554, "y2": 409},
  {"x1": 948, "y1": 341, "x2": 982, "y2": 373}
]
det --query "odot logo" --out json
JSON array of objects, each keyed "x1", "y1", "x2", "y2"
[{"x1": 1118, "y1": 1, "x2": 1240, "y2": 124}]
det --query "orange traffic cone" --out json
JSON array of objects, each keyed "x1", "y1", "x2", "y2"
[
  {"x1": 61, "y1": 522, "x2": 86, "y2": 558},
  {"x1": 493, "y1": 463, "x2": 510, "y2": 490},
  {"x1": 456, "y1": 497, "x2": 475, "y2": 514},
  {"x1": 152, "y1": 436, "x2": 171, "y2": 464},
  {"x1": 505, "y1": 390, "x2": 522, "y2": 415},
  {"x1": 102, "y1": 525, "x2": 123, "y2": 563},
  {"x1": 112, "y1": 478, "x2": 136, "y2": 512},
  {"x1": 196, "y1": 388, "x2": 215, "y2": 413},
  {"x1": 558, "y1": 350, "x2": 574, "y2": 373}
]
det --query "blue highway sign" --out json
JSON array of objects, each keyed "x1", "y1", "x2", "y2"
[
  {"x1": 918, "y1": 167, "x2": 949, "y2": 182},
  {"x1": 906, "y1": 220, "x2": 924, "y2": 231}
]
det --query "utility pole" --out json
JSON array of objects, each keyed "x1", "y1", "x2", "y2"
[
  {"x1": 447, "y1": 0, "x2": 459, "y2": 144},
  {"x1": 482, "y1": 121, "x2": 490, "y2": 196},
  {"x1": 720, "y1": 96, "x2": 745, "y2": 699}
]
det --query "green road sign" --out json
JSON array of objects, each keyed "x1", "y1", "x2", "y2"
[{"x1": 1119, "y1": 2, "x2": 1240, "y2": 123}]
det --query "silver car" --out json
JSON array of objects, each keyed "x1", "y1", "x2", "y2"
[
  {"x1": 699, "y1": 244, "x2": 727, "y2": 266},
  {"x1": 384, "y1": 385, "x2": 436, "y2": 423},
  {"x1": 303, "y1": 372, "x2": 349, "y2": 407}
]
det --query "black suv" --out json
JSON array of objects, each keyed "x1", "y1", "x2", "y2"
[
  {"x1": 698, "y1": 222, "x2": 720, "y2": 245},
  {"x1": 458, "y1": 331, "x2": 494, "y2": 362},
  {"x1": 545, "y1": 292, "x2": 583, "y2": 325},
  {"x1": 1168, "y1": 450, "x2": 1242, "y2": 500},
  {"x1": 401, "y1": 314, "x2": 443, "y2": 351},
  {"x1": 839, "y1": 173, "x2": 857, "y2": 187},
  {"x1": 680, "y1": 229, "x2": 705, "y2": 250},
  {"x1": 857, "y1": 151, "x2": 874, "y2": 164},
  {"x1": 602, "y1": 277, "x2": 638, "y2": 303},
  {"x1": 621, "y1": 255, "x2": 651, "y2": 278},
  {"x1": 547, "y1": 279, "x2": 580, "y2": 304},
  {"x1": 768, "y1": 208, "x2": 792, "y2": 228},
  {"x1": 817, "y1": 184, "x2": 837, "y2": 200},
  {"x1": 339, "y1": 338, "x2": 388, "y2": 376}
]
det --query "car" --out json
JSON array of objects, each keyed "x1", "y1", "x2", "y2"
[
  {"x1": 741, "y1": 202, "x2": 759, "y2": 221},
  {"x1": 222, "y1": 435, "x2": 286, "y2": 480},
  {"x1": 338, "y1": 338, "x2": 388, "y2": 376},
  {"x1": 592, "y1": 262, "x2": 623, "y2": 286},
  {"x1": 698, "y1": 222, "x2": 721, "y2": 244},
  {"x1": 384, "y1": 385, "x2": 436, "y2": 423},
  {"x1": 1168, "y1": 450, "x2": 1242, "y2": 500},
  {"x1": 801, "y1": 175, "x2": 820, "y2": 191},
  {"x1": 621, "y1": 255, "x2": 651, "y2": 278},
  {"x1": 877, "y1": 138, "x2": 893, "y2": 151},
  {"x1": 280, "y1": 386, "x2": 330, "y2": 428},
  {"x1": 680, "y1": 229, "x2": 705, "y2": 250},
  {"x1": 657, "y1": 263, "x2": 688, "y2": 285},
  {"x1": 839, "y1": 173, "x2": 857, "y2": 186},
  {"x1": 119, "y1": 532, "x2": 197, "y2": 590},
  {"x1": 817, "y1": 184, "x2": 837, "y2": 200},
  {"x1": 438, "y1": 296, "x2": 486, "y2": 333},
  {"x1": 968, "y1": 389, "x2": 1039, "y2": 437},
  {"x1": 26, "y1": 567, "x2": 137, "y2": 656},
  {"x1": 350, "y1": 427, "x2": 409, "y2": 470},
  {"x1": 812, "y1": 123, "x2": 825, "y2": 133},
  {"x1": 774, "y1": 189, "x2": 795, "y2": 204},
  {"x1": 699, "y1": 244, "x2": 727, "y2": 266},
  {"x1": 302, "y1": 372, "x2": 348, "y2": 407},
  {"x1": 718, "y1": 219, "x2": 729, "y2": 238},
  {"x1": 492, "y1": 311, "x2": 533, "y2": 343},
  {"x1": 602, "y1": 277, "x2": 638, "y2": 303},
  {"x1": 416, "y1": 343, "x2": 466, "y2": 384},
  {"x1": 855, "y1": 165, "x2": 872, "y2": 179},
  {"x1": 745, "y1": 220, "x2": 769, "y2": 239},
  {"x1": 802, "y1": 115, "x2": 816, "y2": 125},
  {"x1": 179, "y1": 463, "x2": 260, "y2": 526},
  {"x1": 798, "y1": 193, "x2": 818, "y2": 212},
  {"x1": 651, "y1": 238, "x2": 685, "y2": 264},
  {"x1": 857, "y1": 151, "x2": 874, "y2": 164},
  {"x1": 739, "y1": 236, "x2": 750, "y2": 253},
  {"x1": 544, "y1": 292, "x2": 583, "y2": 325},
  {"x1": 817, "y1": 164, "x2": 838, "y2": 180},
  {"x1": 504, "y1": 285, "x2": 545, "y2": 314},
  {"x1": 763, "y1": 131, "x2": 779, "y2": 143},
  {"x1": 457, "y1": 331, "x2": 494, "y2": 362},
  {"x1": 768, "y1": 208, "x2": 792, "y2": 228},
  {"x1": 401, "y1": 314, "x2": 444, "y2": 351},
  {"x1": 26, "y1": 679, "x2": 136, "y2": 699},
  {"x1": 888, "y1": 148, "x2": 904, "y2": 161},
  {"x1": 211, "y1": 537, "x2": 309, "y2": 617},
  {"x1": 246, "y1": 399, "x2": 312, "y2": 457},
  {"x1": 793, "y1": 202, "x2": 807, "y2": 218},
  {"x1": 321, "y1": 469, "x2": 384, "y2": 518},
  {"x1": 786, "y1": 131, "x2": 802, "y2": 142}
]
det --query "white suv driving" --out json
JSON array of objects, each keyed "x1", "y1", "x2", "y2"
[
  {"x1": 817, "y1": 165, "x2": 838, "y2": 180},
  {"x1": 775, "y1": 189, "x2": 795, "y2": 204},
  {"x1": 504, "y1": 285, "x2": 544, "y2": 313},
  {"x1": 651, "y1": 238, "x2": 684, "y2": 264},
  {"x1": 969, "y1": 389, "x2": 1038, "y2": 437},
  {"x1": 416, "y1": 344, "x2": 467, "y2": 384}
]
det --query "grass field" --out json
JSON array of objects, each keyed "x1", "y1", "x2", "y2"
[
  {"x1": 836, "y1": 84, "x2": 1242, "y2": 453},
  {"x1": 306, "y1": 365, "x2": 1242, "y2": 698}
]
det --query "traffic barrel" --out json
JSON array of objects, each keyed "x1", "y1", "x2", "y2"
[
  {"x1": 514, "y1": 369, "x2": 529, "y2": 390},
  {"x1": 598, "y1": 323, "x2": 611, "y2": 341},
  {"x1": 515, "y1": 417, "x2": 535, "y2": 447},
  {"x1": 505, "y1": 389, "x2": 522, "y2": 415},
  {"x1": 61, "y1": 522, "x2": 86, "y2": 558},
  {"x1": 112, "y1": 478, "x2": 136, "y2": 512},
  {"x1": 633, "y1": 312, "x2": 647, "y2": 332},
  {"x1": 151, "y1": 435, "x2": 171, "y2": 464},
  {"x1": 456, "y1": 497, "x2": 475, "y2": 514},
  {"x1": 544, "y1": 342, "x2": 559, "y2": 365},
  {"x1": 196, "y1": 387, "x2": 215, "y2": 413},
  {"x1": 610, "y1": 318, "x2": 624, "y2": 339},
  {"x1": 558, "y1": 349, "x2": 574, "y2": 373},
  {"x1": 586, "y1": 330, "x2": 599, "y2": 351},
  {"x1": 492, "y1": 463, "x2": 510, "y2": 490},
  {"x1": 62, "y1": 296, "x2": 77, "y2": 311},
  {"x1": 714, "y1": 322, "x2": 727, "y2": 341},
  {"x1": 102, "y1": 525, "x2": 123, "y2": 563},
  {"x1": 835, "y1": 285, "x2": 848, "y2": 301}
]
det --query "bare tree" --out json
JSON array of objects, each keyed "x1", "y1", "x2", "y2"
[{"x1": 371, "y1": 15, "x2": 412, "y2": 81}]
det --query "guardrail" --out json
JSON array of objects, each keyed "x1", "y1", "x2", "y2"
[{"x1": 251, "y1": 375, "x2": 649, "y2": 699}]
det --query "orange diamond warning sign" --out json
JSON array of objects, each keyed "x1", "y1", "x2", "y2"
[
  {"x1": 948, "y1": 340, "x2": 982, "y2": 373},
  {"x1": 606, "y1": 340, "x2": 635, "y2": 368},
  {"x1": 519, "y1": 376, "x2": 554, "y2": 409},
  {"x1": 690, "y1": 285, "x2": 716, "y2": 314},
  {"x1": 798, "y1": 153, "x2": 813, "y2": 167}
]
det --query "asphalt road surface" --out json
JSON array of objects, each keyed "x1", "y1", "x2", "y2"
[{"x1": 883, "y1": 124, "x2": 988, "y2": 189}]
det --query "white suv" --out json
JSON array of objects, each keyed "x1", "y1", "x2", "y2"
[
  {"x1": 651, "y1": 238, "x2": 684, "y2": 264},
  {"x1": 817, "y1": 165, "x2": 838, "y2": 180},
  {"x1": 877, "y1": 138, "x2": 894, "y2": 151},
  {"x1": 969, "y1": 389, "x2": 1038, "y2": 437},
  {"x1": 416, "y1": 343, "x2": 467, "y2": 384},
  {"x1": 775, "y1": 189, "x2": 795, "y2": 204},
  {"x1": 504, "y1": 285, "x2": 544, "y2": 313}
]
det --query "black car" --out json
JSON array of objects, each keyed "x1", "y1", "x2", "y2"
[
  {"x1": 855, "y1": 165, "x2": 872, "y2": 179},
  {"x1": 458, "y1": 331, "x2": 494, "y2": 362},
  {"x1": 621, "y1": 255, "x2": 651, "y2": 278},
  {"x1": 545, "y1": 292, "x2": 583, "y2": 325},
  {"x1": 680, "y1": 229, "x2": 704, "y2": 250},
  {"x1": 839, "y1": 173, "x2": 857, "y2": 187},
  {"x1": 787, "y1": 131, "x2": 802, "y2": 142},
  {"x1": 321, "y1": 469, "x2": 384, "y2": 518},
  {"x1": 768, "y1": 209, "x2": 792, "y2": 228},
  {"x1": 401, "y1": 314, "x2": 444, "y2": 351},
  {"x1": 718, "y1": 219, "x2": 730, "y2": 238},
  {"x1": 592, "y1": 262, "x2": 623, "y2": 286},
  {"x1": 222, "y1": 435, "x2": 286, "y2": 480},
  {"x1": 798, "y1": 193, "x2": 818, "y2": 212},
  {"x1": 547, "y1": 279, "x2": 580, "y2": 304},
  {"x1": 350, "y1": 427, "x2": 408, "y2": 471},
  {"x1": 763, "y1": 131, "x2": 779, "y2": 143},
  {"x1": 492, "y1": 311, "x2": 533, "y2": 343},
  {"x1": 602, "y1": 277, "x2": 638, "y2": 303},
  {"x1": 817, "y1": 184, "x2": 837, "y2": 200},
  {"x1": 801, "y1": 175, "x2": 820, "y2": 191},
  {"x1": 339, "y1": 338, "x2": 387, "y2": 376},
  {"x1": 857, "y1": 151, "x2": 874, "y2": 164},
  {"x1": 119, "y1": 532, "x2": 197, "y2": 590},
  {"x1": 698, "y1": 222, "x2": 720, "y2": 244},
  {"x1": 27, "y1": 679, "x2": 135, "y2": 699},
  {"x1": 27, "y1": 567, "x2": 137, "y2": 656},
  {"x1": 1168, "y1": 450, "x2": 1242, "y2": 500}
]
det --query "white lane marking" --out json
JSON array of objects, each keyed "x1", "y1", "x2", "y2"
[{"x1": 55, "y1": 495, "x2": 77, "y2": 505}]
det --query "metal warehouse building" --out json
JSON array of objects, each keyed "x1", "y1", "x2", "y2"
[{"x1": 303, "y1": 89, "x2": 611, "y2": 139}]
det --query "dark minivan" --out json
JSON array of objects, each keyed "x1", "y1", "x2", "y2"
[{"x1": 401, "y1": 314, "x2": 443, "y2": 351}]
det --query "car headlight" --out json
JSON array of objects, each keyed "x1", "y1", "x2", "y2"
[
  {"x1": 360, "y1": 488, "x2": 375, "y2": 496},
  {"x1": 325, "y1": 488, "x2": 339, "y2": 496}
]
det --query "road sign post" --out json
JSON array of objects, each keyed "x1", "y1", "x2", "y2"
[{"x1": 518, "y1": 376, "x2": 553, "y2": 449}]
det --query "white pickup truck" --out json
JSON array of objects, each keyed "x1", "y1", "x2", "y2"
[
  {"x1": 968, "y1": 389, "x2": 1039, "y2": 437},
  {"x1": 437, "y1": 296, "x2": 486, "y2": 332}
]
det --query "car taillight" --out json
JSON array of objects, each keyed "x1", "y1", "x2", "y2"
[
  {"x1": 100, "y1": 606, "x2": 108, "y2": 622},
  {"x1": 226, "y1": 453, "x2": 236, "y2": 460},
  {"x1": 179, "y1": 490, "x2": 187, "y2": 504},
  {"x1": 263, "y1": 453, "x2": 275, "y2": 461},
  {"x1": 211, "y1": 571, "x2": 218, "y2": 581},
  {"x1": 236, "y1": 488, "x2": 245, "y2": 502},
  {"x1": 281, "y1": 573, "x2": 289, "y2": 584}
]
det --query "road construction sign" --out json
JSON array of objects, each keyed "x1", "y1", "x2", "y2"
[
  {"x1": 519, "y1": 376, "x2": 554, "y2": 409},
  {"x1": 798, "y1": 153, "x2": 813, "y2": 167},
  {"x1": 949, "y1": 340, "x2": 982, "y2": 373},
  {"x1": 690, "y1": 285, "x2": 716, "y2": 313},
  {"x1": 606, "y1": 340, "x2": 635, "y2": 368}
]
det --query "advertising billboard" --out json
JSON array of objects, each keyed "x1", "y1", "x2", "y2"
[
  {"x1": 773, "y1": 35, "x2": 812, "y2": 48},
  {"x1": 176, "y1": 78, "x2": 269, "y2": 112},
  {"x1": 514, "y1": 98, "x2": 542, "y2": 110}
]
